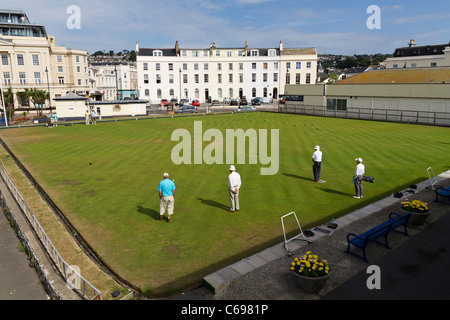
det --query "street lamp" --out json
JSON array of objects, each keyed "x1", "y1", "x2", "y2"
[
  {"x1": 114, "y1": 65, "x2": 119, "y2": 101},
  {"x1": 179, "y1": 67, "x2": 182, "y2": 103},
  {"x1": 0, "y1": 78, "x2": 8, "y2": 127},
  {"x1": 45, "y1": 67, "x2": 51, "y2": 111}
]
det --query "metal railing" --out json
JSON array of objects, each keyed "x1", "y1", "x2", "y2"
[
  {"x1": 0, "y1": 164, "x2": 102, "y2": 300},
  {"x1": 279, "y1": 103, "x2": 450, "y2": 126}
]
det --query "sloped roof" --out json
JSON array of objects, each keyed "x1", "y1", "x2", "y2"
[
  {"x1": 54, "y1": 92, "x2": 87, "y2": 100},
  {"x1": 336, "y1": 67, "x2": 450, "y2": 84},
  {"x1": 393, "y1": 43, "x2": 450, "y2": 57}
]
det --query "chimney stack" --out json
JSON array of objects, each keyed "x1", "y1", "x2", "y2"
[{"x1": 408, "y1": 39, "x2": 416, "y2": 47}]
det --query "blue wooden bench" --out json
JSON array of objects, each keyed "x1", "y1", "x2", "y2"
[
  {"x1": 435, "y1": 186, "x2": 450, "y2": 205},
  {"x1": 345, "y1": 212, "x2": 411, "y2": 263}
]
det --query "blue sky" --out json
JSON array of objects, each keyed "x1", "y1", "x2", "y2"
[{"x1": 7, "y1": 0, "x2": 450, "y2": 55}]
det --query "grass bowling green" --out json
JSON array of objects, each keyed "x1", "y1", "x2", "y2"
[{"x1": 0, "y1": 112, "x2": 448, "y2": 297}]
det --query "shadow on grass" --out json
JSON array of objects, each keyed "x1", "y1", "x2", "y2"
[
  {"x1": 197, "y1": 198, "x2": 229, "y2": 211},
  {"x1": 316, "y1": 187, "x2": 354, "y2": 197},
  {"x1": 282, "y1": 173, "x2": 313, "y2": 181},
  {"x1": 137, "y1": 205, "x2": 160, "y2": 220}
]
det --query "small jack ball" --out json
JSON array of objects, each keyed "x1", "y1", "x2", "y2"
[{"x1": 89, "y1": 163, "x2": 92, "y2": 165}]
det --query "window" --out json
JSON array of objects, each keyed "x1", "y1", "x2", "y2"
[
  {"x1": 218, "y1": 74, "x2": 222, "y2": 83},
  {"x1": 263, "y1": 87, "x2": 267, "y2": 98},
  {"x1": 58, "y1": 76, "x2": 64, "y2": 84},
  {"x1": 195, "y1": 74, "x2": 199, "y2": 83},
  {"x1": 218, "y1": 88, "x2": 222, "y2": 99},
  {"x1": 268, "y1": 49, "x2": 276, "y2": 57},
  {"x1": 57, "y1": 56, "x2": 62, "y2": 62},
  {"x1": 306, "y1": 73, "x2": 311, "y2": 84},
  {"x1": 285, "y1": 73, "x2": 290, "y2": 85},
  {"x1": 239, "y1": 63, "x2": 243, "y2": 70},
  {"x1": 216, "y1": 51, "x2": 220, "y2": 56},
  {"x1": 217, "y1": 63, "x2": 222, "y2": 71},
  {"x1": 1, "y1": 54, "x2": 8, "y2": 65},
  {"x1": 263, "y1": 73, "x2": 268, "y2": 82},
  {"x1": 411, "y1": 63, "x2": 417, "y2": 68},
  {"x1": 252, "y1": 73, "x2": 256, "y2": 82},
  {"x1": 144, "y1": 74, "x2": 149, "y2": 84},
  {"x1": 143, "y1": 63, "x2": 148, "y2": 70},
  {"x1": 307, "y1": 62, "x2": 311, "y2": 68},
  {"x1": 238, "y1": 51, "x2": 243, "y2": 56},
  {"x1": 183, "y1": 63, "x2": 187, "y2": 71},
  {"x1": 144, "y1": 89, "x2": 149, "y2": 97},
  {"x1": 76, "y1": 56, "x2": 80, "y2": 63},
  {"x1": 250, "y1": 49, "x2": 259, "y2": 56},
  {"x1": 228, "y1": 63, "x2": 233, "y2": 70},
  {"x1": 58, "y1": 66, "x2": 63, "y2": 73},
  {"x1": 77, "y1": 66, "x2": 81, "y2": 73},
  {"x1": 156, "y1": 74, "x2": 161, "y2": 84},
  {"x1": 19, "y1": 72, "x2": 26, "y2": 84},
  {"x1": 227, "y1": 51, "x2": 232, "y2": 57},
  {"x1": 195, "y1": 89, "x2": 199, "y2": 99},
  {"x1": 153, "y1": 50, "x2": 162, "y2": 57},
  {"x1": 204, "y1": 74, "x2": 209, "y2": 83},
  {"x1": 194, "y1": 63, "x2": 199, "y2": 71},
  {"x1": 252, "y1": 63, "x2": 256, "y2": 70},
  {"x1": 17, "y1": 54, "x2": 24, "y2": 66},
  {"x1": 170, "y1": 89, "x2": 174, "y2": 97},
  {"x1": 228, "y1": 74, "x2": 233, "y2": 83},
  {"x1": 169, "y1": 74, "x2": 174, "y2": 84},
  {"x1": 273, "y1": 73, "x2": 278, "y2": 82},
  {"x1": 168, "y1": 63, "x2": 173, "y2": 71},
  {"x1": 78, "y1": 79, "x2": 81, "y2": 85},
  {"x1": 3, "y1": 72, "x2": 10, "y2": 85},
  {"x1": 157, "y1": 89, "x2": 162, "y2": 98},
  {"x1": 296, "y1": 62, "x2": 301, "y2": 69},
  {"x1": 32, "y1": 54, "x2": 39, "y2": 66},
  {"x1": 252, "y1": 88, "x2": 256, "y2": 98},
  {"x1": 183, "y1": 74, "x2": 188, "y2": 83},
  {"x1": 239, "y1": 74, "x2": 243, "y2": 83},
  {"x1": 156, "y1": 63, "x2": 160, "y2": 71},
  {"x1": 229, "y1": 88, "x2": 233, "y2": 98},
  {"x1": 430, "y1": 62, "x2": 437, "y2": 67},
  {"x1": 274, "y1": 62, "x2": 278, "y2": 70},
  {"x1": 34, "y1": 72, "x2": 41, "y2": 84},
  {"x1": 204, "y1": 63, "x2": 209, "y2": 71},
  {"x1": 327, "y1": 99, "x2": 347, "y2": 111},
  {"x1": 393, "y1": 64, "x2": 398, "y2": 69},
  {"x1": 295, "y1": 73, "x2": 300, "y2": 84},
  {"x1": 263, "y1": 63, "x2": 268, "y2": 70},
  {"x1": 286, "y1": 62, "x2": 291, "y2": 69}
]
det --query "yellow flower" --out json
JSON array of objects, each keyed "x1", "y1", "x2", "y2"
[{"x1": 291, "y1": 262, "x2": 296, "y2": 266}]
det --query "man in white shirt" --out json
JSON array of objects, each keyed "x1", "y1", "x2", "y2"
[
  {"x1": 228, "y1": 165, "x2": 241, "y2": 212},
  {"x1": 312, "y1": 145, "x2": 322, "y2": 182},
  {"x1": 353, "y1": 158, "x2": 365, "y2": 198}
]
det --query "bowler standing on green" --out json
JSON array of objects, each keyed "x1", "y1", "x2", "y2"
[{"x1": 157, "y1": 173, "x2": 176, "y2": 222}]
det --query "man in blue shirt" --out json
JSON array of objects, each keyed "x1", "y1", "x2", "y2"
[{"x1": 158, "y1": 173, "x2": 176, "y2": 222}]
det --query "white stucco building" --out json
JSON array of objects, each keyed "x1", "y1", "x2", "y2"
[{"x1": 136, "y1": 40, "x2": 317, "y2": 104}]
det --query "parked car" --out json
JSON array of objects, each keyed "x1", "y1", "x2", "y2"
[
  {"x1": 170, "y1": 98, "x2": 179, "y2": 106},
  {"x1": 230, "y1": 99, "x2": 238, "y2": 106},
  {"x1": 223, "y1": 97, "x2": 231, "y2": 104},
  {"x1": 160, "y1": 99, "x2": 169, "y2": 106},
  {"x1": 252, "y1": 97, "x2": 263, "y2": 105},
  {"x1": 234, "y1": 105, "x2": 256, "y2": 112},
  {"x1": 192, "y1": 99, "x2": 200, "y2": 106},
  {"x1": 175, "y1": 106, "x2": 198, "y2": 114},
  {"x1": 179, "y1": 99, "x2": 190, "y2": 106},
  {"x1": 239, "y1": 99, "x2": 248, "y2": 106},
  {"x1": 211, "y1": 100, "x2": 220, "y2": 106}
]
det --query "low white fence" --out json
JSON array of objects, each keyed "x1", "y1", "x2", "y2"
[
  {"x1": 279, "y1": 104, "x2": 450, "y2": 126},
  {"x1": 0, "y1": 164, "x2": 102, "y2": 300}
]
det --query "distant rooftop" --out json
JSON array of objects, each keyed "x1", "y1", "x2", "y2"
[
  {"x1": 393, "y1": 41, "x2": 450, "y2": 58},
  {"x1": 0, "y1": 8, "x2": 47, "y2": 37},
  {"x1": 336, "y1": 67, "x2": 450, "y2": 84}
]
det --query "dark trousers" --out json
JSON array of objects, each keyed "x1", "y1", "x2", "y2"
[{"x1": 313, "y1": 161, "x2": 321, "y2": 181}]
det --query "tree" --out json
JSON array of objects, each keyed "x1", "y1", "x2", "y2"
[{"x1": 3, "y1": 87, "x2": 15, "y2": 123}]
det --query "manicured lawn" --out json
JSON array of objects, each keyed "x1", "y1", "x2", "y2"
[{"x1": 0, "y1": 112, "x2": 448, "y2": 297}]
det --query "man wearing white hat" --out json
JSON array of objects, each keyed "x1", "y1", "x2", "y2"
[
  {"x1": 312, "y1": 145, "x2": 322, "y2": 182},
  {"x1": 228, "y1": 165, "x2": 241, "y2": 212},
  {"x1": 353, "y1": 158, "x2": 365, "y2": 199}
]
